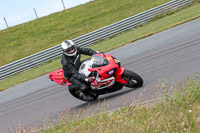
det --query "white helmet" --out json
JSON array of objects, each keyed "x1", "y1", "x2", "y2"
[{"x1": 61, "y1": 40, "x2": 77, "y2": 56}]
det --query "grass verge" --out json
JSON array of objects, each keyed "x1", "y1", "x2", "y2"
[
  {"x1": 0, "y1": 2, "x2": 200, "y2": 91},
  {"x1": 0, "y1": 0, "x2": 171, "y2": 66},
  {"x1": 14, "y1": 77, "x2": 200, "y2": 132},
  {"x1": 47, "y1": 78, "x2": 200, "y2": 132},
  {"x1": 46, "y1": 78, "x2": 200, "y2": 132}
]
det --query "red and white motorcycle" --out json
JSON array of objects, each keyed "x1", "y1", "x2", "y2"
[{"x1": 48, "y1": 53, "x2": 143, "y2": 102}]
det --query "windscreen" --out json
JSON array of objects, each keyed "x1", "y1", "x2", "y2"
[{"x1": 90, "y1": 55, "x2": 109, "y2": 68}]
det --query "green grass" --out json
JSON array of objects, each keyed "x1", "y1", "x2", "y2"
[
  {"x1": 47, "y1": 77, "x2": 200, "y2": 133},
  {"x1": 0, "y1": 2, "x2": 200, "y2": 91},
  {"x1": 15, "y1": 77, "x2": 199, "y2": 132},
  {"x1": 0, "y1": 0, "x2": 172, "y2": 66}
]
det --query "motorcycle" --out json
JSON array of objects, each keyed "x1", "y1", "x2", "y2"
[{"x1": 48, "y1": 53, "x2": 143, "y2": 102}]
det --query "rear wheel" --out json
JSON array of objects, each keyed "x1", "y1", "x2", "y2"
[{"x1": 122, "y1": 70, "x2": 143, "y2": 88}]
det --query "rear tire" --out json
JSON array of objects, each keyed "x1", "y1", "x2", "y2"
[{"x1": 122, "y1": 70, "x2": 143, "y2": 88}]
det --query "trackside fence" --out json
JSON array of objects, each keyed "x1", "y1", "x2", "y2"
[{"x1": 0, "y1": 0, "x2": 194, "y2": 80}]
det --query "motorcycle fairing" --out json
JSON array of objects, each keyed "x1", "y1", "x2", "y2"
[
  {"x1": 88, "y1": 54, "x2": 127, "y2": 84},
  {"x1": 91, "y1": 76, "x2": 115, "y2": 90},
  {"x1": 48, "y1": 68, "x2": 72, "y2": 86},
  {"x1": 79, "y1": 60, "x2": 92, "y2": 77},
  {"x1": 114, "y1": 67, "x2": 127, "y2": 84},
  {"x1": 48, "y1": 54, "x2": 127, "y2": 86}
]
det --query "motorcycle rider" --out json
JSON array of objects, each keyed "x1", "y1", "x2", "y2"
[{"x1": 61, "y1": 40, "x2": 98, "y2": 101}]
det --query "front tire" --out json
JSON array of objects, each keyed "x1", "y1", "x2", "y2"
[{"x1": 122, "y1": 70, "x2": 143, "y2": 88}]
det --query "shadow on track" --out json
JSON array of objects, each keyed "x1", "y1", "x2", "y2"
[{"x1": 71, "y1": 87, "x2": 139, "y2": 110}]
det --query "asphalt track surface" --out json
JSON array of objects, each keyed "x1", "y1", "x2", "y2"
[{"x1": 0, "y1": 18, "x2": 200, "y2": 131}]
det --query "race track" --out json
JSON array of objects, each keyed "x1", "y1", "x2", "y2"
[{"x1": 0, "y1": 18, "x2": 200, "y2": 131}]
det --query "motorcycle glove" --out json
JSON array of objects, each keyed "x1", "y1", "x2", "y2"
[{"x1": 85, "y1": 77, "x2": 95, "y2": 83}]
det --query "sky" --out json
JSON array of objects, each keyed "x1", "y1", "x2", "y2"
[{"x1": 0, "y1": 0, "x2": 91, "y2": 30}]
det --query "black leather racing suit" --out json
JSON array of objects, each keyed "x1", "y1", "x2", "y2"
[{"x1": 61, "y1": 46, "x2": 97, "y2": 92}]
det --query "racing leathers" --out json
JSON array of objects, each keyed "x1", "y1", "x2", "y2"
[{"x1": 61, "y1": 46, "x2": 97, "y2": 94}]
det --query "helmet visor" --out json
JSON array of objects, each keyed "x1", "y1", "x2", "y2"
[{"x1": 64, "y1": 45, "x2": 75, "y2": 54}]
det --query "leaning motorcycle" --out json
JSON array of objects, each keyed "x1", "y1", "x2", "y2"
[{"x1": 48, "y1": 53, "x2": 143, "y2": 102}]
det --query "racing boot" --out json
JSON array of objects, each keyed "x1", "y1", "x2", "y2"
[{"x1": 79, "y1": 92, "x2": 94, "y2": 101}]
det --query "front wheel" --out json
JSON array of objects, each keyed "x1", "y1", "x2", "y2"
[{"x1": 122, "y1": 70, "x2": 143, "y2": 88}]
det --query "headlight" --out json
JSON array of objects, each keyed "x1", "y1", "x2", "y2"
[{"x1": 108, "y1": 69, "x2": 115, "y2": 75}]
